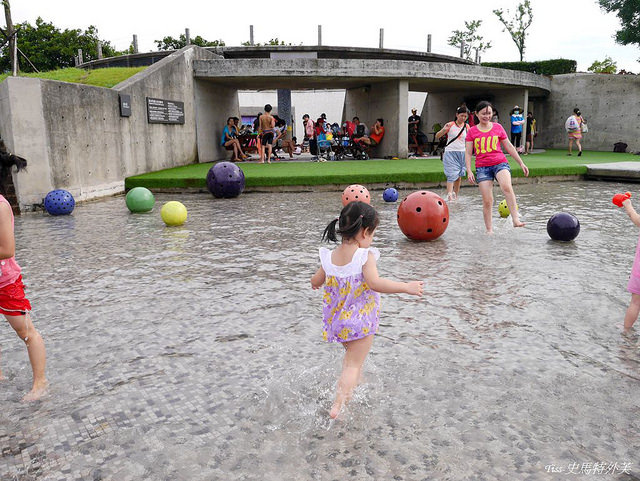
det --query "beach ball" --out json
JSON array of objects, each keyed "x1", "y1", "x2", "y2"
[
  {"x1": 161, "y1": 201, "x2": 187, "y2": 226},
  {"x1": 44, "y1": 189, "x2": 75, "y2": 215},
  {"x1": 547, "y1": 212, "x2": 580, "y2": 241},
  {"x1": 206, "y1": 162, "x2": 245, "y2": 198},
  {"x1": 383, "y1": 188, "x2": 399, "y2": 203},
  {"x1": 498, "y1": 199, "x2": 518, "y2": 218},
  {"x1": 125, "y1": 187, "x2": 155, "y2": 213},
  {"x1": 342, "y1": 184, "x2": 370, "y2": 206},
  {"x1": 397, "y1": 190, "x2": 449, "y2": 241}
]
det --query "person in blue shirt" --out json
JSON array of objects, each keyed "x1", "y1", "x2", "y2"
[
  {"x1": 510, "y1": 106, "x2": 525, "y2": 150},
  {"x1": 221, "y1": 116, "x2": 246, "y2": 162}
]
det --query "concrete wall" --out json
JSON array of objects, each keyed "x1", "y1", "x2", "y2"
[
  {"x1": 0, "y1": 46, "x2": 220, "y2": 210},
  {"x1": 114, "y1": 46, "x2": 221, "y2": 173},
  {"x1": 369, "y1": 80, "x2": 408, "y2": 158},
  {"x1": 343, "y1": 80, "x2": 409, "y2": 158},
  {"x1": 423, "y1": 92, "x2": 462, "y2": 134},
  {"x1": 0, "y1": 78, "x2": 55, "y2": 206},
  {"x1": 194, "y1": 82, "x2": 239, "y2": 163},
  {"x1": 538, "y1": 74, "x2": 640, "y2": 152}
]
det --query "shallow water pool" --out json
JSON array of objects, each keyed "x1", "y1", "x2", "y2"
[{"x1": 1, "y1": 180, "x2": 639, "y2": 480}]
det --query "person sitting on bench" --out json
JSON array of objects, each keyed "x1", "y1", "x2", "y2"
[{"x1": 356, "y1": 118, "x2": 385, "y2": 148}]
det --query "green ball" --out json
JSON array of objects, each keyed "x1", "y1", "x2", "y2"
[
  {"x1": 498, "y1": 199, "x2": 517, "y2": 218},
  {"x1": 161, "y1": 201, "x2": 187, "y2": 226},
  {"x1": 126, "y1": 187, "x2": 155, "y2": 213}
]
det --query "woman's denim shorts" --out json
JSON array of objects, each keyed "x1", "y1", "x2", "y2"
[{"x1": 476, "y1": 162, "x2": 511, "y2": 183}]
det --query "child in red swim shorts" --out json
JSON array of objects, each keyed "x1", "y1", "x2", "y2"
[{"x1": 0, "y1": 185, "x2": 48, "y2": 400}]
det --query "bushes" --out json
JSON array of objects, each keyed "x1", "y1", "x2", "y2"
[{"x1": 481, "y1": 59, "x2": 577, "y2": 75}]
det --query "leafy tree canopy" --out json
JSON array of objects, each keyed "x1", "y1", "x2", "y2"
[
  {"x1": 0, "y1": 17, "x2": 122, "y2": 72},
  {"x1": 493, "y1": 0, "x2": 533, "y2": 61},
  {"x1": 154, "y1": 34, "x2": 225, "y2": 50},
  {"x1": 588, "y1": 55, "x2": 618, "y2": 73},
  {"x1": 599, "y1": 0, "x2": 640, "y2": 46},
  {"x1": 447, "y1": 20, "x2": 492, "y2": 61},
  {"x1": 241, "y1": 38, "x2": 290, "y2": 46}
]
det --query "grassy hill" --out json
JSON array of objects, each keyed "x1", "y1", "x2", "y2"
[{"x1": 0, "y1": 67, "x2": 147, "y2": 88}]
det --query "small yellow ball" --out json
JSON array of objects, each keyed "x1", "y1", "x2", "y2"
[
  {"x1": 498, "y1": 199, "x2": 518, "y2": 218},
  {"x1": 161, "y1": 201, "x2": 188, "y2": 226}
]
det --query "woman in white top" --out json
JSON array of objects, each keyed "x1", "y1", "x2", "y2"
[{"x1": 436, "y1": 106, "x2": 469, "y2": 201}]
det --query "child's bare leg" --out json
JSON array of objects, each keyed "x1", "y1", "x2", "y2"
[
  {"x1": 331, "y1": 334, "x2": 374, "y2": 419},
  {"x1": 5, "y1": 314, "x2": 48, "y2": 401},
  {"x1": 453, "y1": 178, "x2": 461, "y2": 199},
  {"x1": 624, "y1": 293, "x2": 640, "y2": 330},
  {"x1": 496, "y1": 169, "x2": 524, "y2": 227},
  {"x1": 478, "y1": 181, "x2": 494, "y2": 233},
  {"x1": 446, "y1": 181, "x2": 455, "y2": 201}
]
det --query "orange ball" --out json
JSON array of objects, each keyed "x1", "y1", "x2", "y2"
[
  {"x1": 341, "y1": 184, "x2": 371, "y2": 206},
  {"x1": 397, "y1": 191, "x2": 449, "y2": 241}
]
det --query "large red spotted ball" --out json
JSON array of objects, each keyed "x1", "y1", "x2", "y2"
[
  {"x1": 397, "y1": 190, "x2": 449, "y2": 241},
  {"x1": 341, "y1": 184, "x2": 371, "y2": 206}
]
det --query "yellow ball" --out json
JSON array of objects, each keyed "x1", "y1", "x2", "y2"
[
  {"x1": 498, "y1": 199, "x2": 518, "y2": 218},
  {"x1": 161, "y1": 201, "x2": 187, "y2": 226}
]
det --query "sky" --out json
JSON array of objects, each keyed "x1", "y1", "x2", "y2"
[{"x1": 9, "y1": 0, "x2": 640, "y2": 73}]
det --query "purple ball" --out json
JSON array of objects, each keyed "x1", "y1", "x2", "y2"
[
  {"x1": 44, "y1": 189, "x2": 75, "y2": 215},
  {"x1": 206, "y1": 162, "x2": 245, "y2": 198},
  {"x1": 547, "y1": 212, "x2": 580, "y2": 241}
]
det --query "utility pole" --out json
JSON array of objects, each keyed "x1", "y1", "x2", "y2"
[{"x1": 3, "y1": 0, "x2": 17, "y2": 75}]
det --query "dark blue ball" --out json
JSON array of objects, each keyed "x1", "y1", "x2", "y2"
[
  {"x1": 206, "y1": 162, "x2": 245, "y2": 198},
  {"x1": 44, "y1": 189, "x2": 75, "y2": 215},
  {"x1": 547, "y1": 212, "x2": 580, "y2": 241},
  {"x1": 383, "y1": 187, "x2": 399, "y2": 202}
]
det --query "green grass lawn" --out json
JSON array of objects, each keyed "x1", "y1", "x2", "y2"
[
  {"x1": 0, "y1": 67, "x2": 147, "y2": 88},
  {"x1": 125, "y1": 149, "x2": 640, "y2": 190}
]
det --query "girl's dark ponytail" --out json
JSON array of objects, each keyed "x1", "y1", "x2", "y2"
[
  {"x1": 322, "y1": 218, "x2": 339, "y2": 243},
  {"x1": 322, "y1": 201, "x2": 379, "y2": 243}
]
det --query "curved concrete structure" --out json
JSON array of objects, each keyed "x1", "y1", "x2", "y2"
[
  {"x1": 81, "y1": 45, "x2": 551, "y2": 158},
  {"x1": 193, "y1": 54, "x2": 549, "y2": 159},
  {"x1": 193, "y1": 58, "x2": 550, "y2": 93},
  {"x1": 80, "y1": 45, "x2": 476, "y2": 69}
]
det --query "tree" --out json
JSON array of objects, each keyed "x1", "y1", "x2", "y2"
[
  {"x1": 447, "y1": 20, "x2": 492, "y2": 61},
  {"x1": 2, "y1": 0, "x2": 16, "y2": 74},
  {"x1": 598, "y1": 0, "x2": 640, "y2": 47},
  {"x1": 0, "y1": 17, "x2": 124, "y2": 72},
  {"x1": 588, "y1": 56, "x2": 618, "y2": 73},
  {"x1": 154, "y1": 34, "x2": 225, "y2": 50},
  {"x1": 493, "y1": 0, "x2": 534, "y2": 61},
  {"x1": 241, "y1": 38, "x2": 290, "y2": 46}
]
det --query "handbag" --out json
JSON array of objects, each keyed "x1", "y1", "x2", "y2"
[
  {"x1": 581, "y1": 121, "x2": 588, "y2": 133},
  {"x1": 440, "y1": 123, "x2": 468, "y2": 160}
]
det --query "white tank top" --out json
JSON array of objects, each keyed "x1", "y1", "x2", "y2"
[{"x1": 444, "y1": 122, "x2": 467, "y2": 152}]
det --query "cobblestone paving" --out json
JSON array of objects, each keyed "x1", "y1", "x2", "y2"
[{"x1": 2, "y1": 187, "x2": 640, "y2": 480}]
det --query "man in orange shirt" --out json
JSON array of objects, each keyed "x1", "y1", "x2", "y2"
[{"x1": 356, "y1": 118, "x2": 384, "y2": 147}]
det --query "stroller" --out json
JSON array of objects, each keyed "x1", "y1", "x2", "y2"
[{"x1": 316, "y1": 132, "x2": 335, "y2": 161}]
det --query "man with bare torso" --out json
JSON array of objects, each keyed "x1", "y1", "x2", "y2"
[{"x1": 258, "y1": 104, "x2": 276, "y2": 163}]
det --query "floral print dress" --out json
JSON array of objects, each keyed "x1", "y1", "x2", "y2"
[{"x1": 319, "y1": 247, "x2": 381, "y2": 343}]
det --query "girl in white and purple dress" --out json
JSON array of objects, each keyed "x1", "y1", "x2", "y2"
[{"x1": 311, "y1": 201, "x2": 424, "y2": 418}]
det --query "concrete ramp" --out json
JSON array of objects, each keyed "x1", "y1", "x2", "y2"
[{"x1": 585, "y1": 161, "x2": 640, "y2": 182}]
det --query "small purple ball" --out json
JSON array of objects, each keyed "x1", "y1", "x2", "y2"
[{"x1": 206, "y1": 162, "x2": 245, "y2": 198}]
